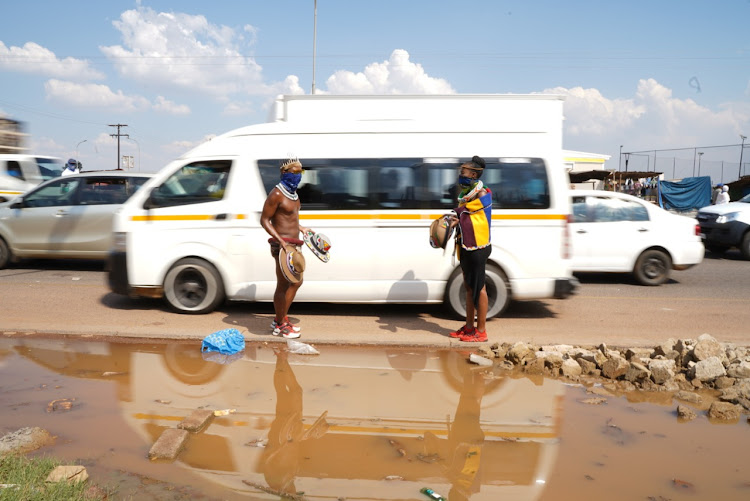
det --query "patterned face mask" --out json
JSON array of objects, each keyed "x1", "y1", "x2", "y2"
[
  {"x1": 458, "y1": 175, "x2": 475, "y2": 186},
  {"x1": 280, "y1": 172, "x2": 302, "y2": 193}
]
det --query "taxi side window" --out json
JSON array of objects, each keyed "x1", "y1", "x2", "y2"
[
  {"x1": 7, "y1": 161, "x2": 24, "y2": 180},
  {"x1": 147, "y1": 160, "x2": 232, "y2": 208},
  {"x1": 259, "y1": 157, "x2": 550, "y2": 210}
]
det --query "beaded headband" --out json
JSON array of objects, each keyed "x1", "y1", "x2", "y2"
[{"x1": 280, "y1": 157, "x2": 302, "y2": 172}]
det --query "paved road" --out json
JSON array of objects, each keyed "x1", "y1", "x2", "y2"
[{"x1": 1, "y1": 250, "x2": 749, "y2": 348}]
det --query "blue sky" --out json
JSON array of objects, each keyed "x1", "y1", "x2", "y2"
[{"x1": 1, "y1": 0, "x2": 749, "y2": 182}]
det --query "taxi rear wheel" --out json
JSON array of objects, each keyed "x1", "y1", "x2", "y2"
[
  {"x1": 445, "y1": 264, "x2": 511, "y2": 319},
  {"x1": 164, "y1": 258, "x2": 225, "y2": 314}
]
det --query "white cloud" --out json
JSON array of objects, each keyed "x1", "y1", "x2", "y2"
[
  {"x1": 325, "y1": 49, "x2": 455, "y2": 94},
  {"x1": 163, "y1": 134, "x2": 216, "y2": 155},
  {"x1": 100, "y1": 6, "x2": 273, "y2": 97},
  {"x1": 0, "y1": 41, "x2": 104, "y2": 80},
  {"x1": 223, "y1": 101, "x2": 255, "y2": 116},
  {"x1": 545, "y1": 79, "x2": 747, "y2": 149},
  {"x1": 153, "y1": 95, "x2": 190, "y2": 115},
  {"x1": 44, "y1": 79, "x2": 150, "y2": 112},
  {"x1": 542, "y1": 86, "x2": 645, "y2": 136}
]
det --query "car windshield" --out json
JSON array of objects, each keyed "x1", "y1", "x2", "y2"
[
  {"x1": 36, "y1": 158, "x2": 64, "y2": 180},
  {"x1": 738, "y1": 193, "x2": 750, "y2": 203}
]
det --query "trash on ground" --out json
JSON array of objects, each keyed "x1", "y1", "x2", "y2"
[
  {"x1": 287, "y1": 339, "x2": 320, "y2": 355},
  {"x1": 46, "y1": 398, "x2": 75, "y2": 412},
  {"x1": 420, "y1": 487, "x2": 446, "y2": 500},
  {"x1": 200, "y1": 328, "x2": 245, "y2": 355},
  {"x1": 214, "y1": 409, "x2": 236, "y2": 417},
  {"x1": 469, "y1": 353, "x2": 493, "y2": 366}
]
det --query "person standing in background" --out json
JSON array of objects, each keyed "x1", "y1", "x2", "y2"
[
  {"x1": 61, "y1": 158, "x2": 80, "y2": 177},
  {"x1": 715, "y1": 185, "x2": 731, "y2": 205}
]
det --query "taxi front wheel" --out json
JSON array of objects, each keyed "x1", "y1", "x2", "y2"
[{"x1": 164, "y1": 258, "x2": 225, "y2": 314}]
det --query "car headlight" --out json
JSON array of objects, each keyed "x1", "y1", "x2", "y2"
[
  {"x1": 111, "y1": 232, "x2": 127, "y2": 252},
  {"x1": 716, "y1": 212, "x2": 739, "y2": 224}
]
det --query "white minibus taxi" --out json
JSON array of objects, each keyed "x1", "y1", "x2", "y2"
[
  {"x1": 0, "y1": 154, "x2": 63, "y2": 202},
  {"x1": 108, "y1": 94, "x2": 578, "y2": 317}
]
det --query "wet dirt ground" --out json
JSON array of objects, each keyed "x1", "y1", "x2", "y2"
[{"x1": 0, "y1": 336, "x2": 748, "y2": 501}]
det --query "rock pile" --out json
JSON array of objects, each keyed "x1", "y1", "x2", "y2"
[{"x1": 476, "y1": 333, "x2": 750, "y2": 421}]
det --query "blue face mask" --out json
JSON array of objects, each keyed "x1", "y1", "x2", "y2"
[
  {"x1": 458, "y1": 175, "x2": 474, "y2": 186},
  {"x1": 280, "y1": 172, "x2": 302, "y2": 193}
]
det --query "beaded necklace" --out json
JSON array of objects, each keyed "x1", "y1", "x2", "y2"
[
  {"x1": 276, "y1": 183, "x2": 299, "y2": 201},
  {"x1": 457, "y1": 180, "x2": 483, "y2": 204}
]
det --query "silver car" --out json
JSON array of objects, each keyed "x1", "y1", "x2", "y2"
[{"x1": 0, "y1": 171, "x2": 151, "y2": 268}]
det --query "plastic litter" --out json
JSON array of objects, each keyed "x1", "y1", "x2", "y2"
[
  {"x1": 420, "y1": 487, "x2": 446, "y2": 500},
  {"x1": 201, "y1": 328, "x2": 245, "y2": 355},
  {"x1": 469, "y1": 353, "x2": 493, "y2": 366},
  {"x1": 287, "y1": 339, "x2": 320, "y2": 355},
  {"x1": 214, "y1": 409, "x2": 236, "y2": 417}
]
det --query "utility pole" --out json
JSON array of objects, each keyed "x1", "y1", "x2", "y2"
[
  {"x1": 312, "y1": 0, "x2": 317, "y2": 94},
  {"x1": 740, "y1": 135, "x2": 747, "y2": 180},
  {"x1": 109, "y1": 124, "x2": 129, "y2": 170}
]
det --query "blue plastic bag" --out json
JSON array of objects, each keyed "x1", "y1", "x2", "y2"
[{"x1": 201, "y1": 328, "x2": 245, "y2": 355}]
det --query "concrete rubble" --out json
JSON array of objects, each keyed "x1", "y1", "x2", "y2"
[
  {"x1": 474, "y1": 333, "x2": 750, "y2": 421},
  {"x1": 149, "y1": 408, "x2": 219, "y2": 460}
]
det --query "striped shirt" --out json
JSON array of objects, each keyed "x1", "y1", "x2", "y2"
[{"x1": 455, "y1": 189, "x2": 492, "y2": 251}]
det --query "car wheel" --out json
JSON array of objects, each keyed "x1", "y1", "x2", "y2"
[
  {"x1": 163, "y1": 258, "x2": 225, "y2": 314},
  {"x1": 0, "y1": 238, "x2": 11, "y2": 270},
  {"x1": 633, "y1": 249, "x2": 671, "y2": 286},
  {"x1": 740, "y1": 232, "x2": 750, "y2": 260},
  {"x1": 445, "y1": 264, "x2": 511, "y2": 319}
]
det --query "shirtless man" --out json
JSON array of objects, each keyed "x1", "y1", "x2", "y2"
[{"x1": 260, "y1": 158, "x2": 310, "y2": 339}]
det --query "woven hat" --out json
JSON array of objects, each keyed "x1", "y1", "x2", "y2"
[
  {"x1": 279, "y1": 245, "x2": 306, "y2": 283},
  {"x1": 429, "y1": 214, "x2": 454, "y2": 249},
  {"x1": 303, "y1": 230, "x2": 331, "y2": 262}
]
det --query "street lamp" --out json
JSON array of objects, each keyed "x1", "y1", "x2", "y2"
[
  {"x1": 740, "y1": 135, "x2": 747, "y2": 180},
  {"x1": 75, "y1": 139, "x2": 87, "y2": 161},
  {"x1": 697, "y1": 152, "x2": 703, "y2": 176},
  {"x1": 619, "y1": 145, "x2": 623, "y2": 171}
]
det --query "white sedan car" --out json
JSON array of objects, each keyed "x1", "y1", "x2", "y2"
[
  {"x1": 0, "y1": 171, "x2": 151, "y2": 268},
  {"x1": 569, "y1": 190, "x2": 704, "y2": 285}
]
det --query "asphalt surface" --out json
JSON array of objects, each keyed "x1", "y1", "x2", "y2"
[{"x1": 1, "y1": 252, "x2": 749, "y2": 348}]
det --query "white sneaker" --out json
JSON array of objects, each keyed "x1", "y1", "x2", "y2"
[
  {"x1": 271, "y1": 318, "x2": 301, "y2": 335},
  {"x1": 273, "y1": 323, "x2": 301, "y2": 339}
]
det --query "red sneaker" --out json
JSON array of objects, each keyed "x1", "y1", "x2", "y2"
[
  {"x1": 460, "y1": 330, "x2": 488, "y2": 342},
  {"x1": 450, "y1": 325, "x2": 475, "y2": 338}
]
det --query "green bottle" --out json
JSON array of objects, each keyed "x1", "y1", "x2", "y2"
[{"x1": 420, "y1": 487, "x2": 446, "y2": 501}]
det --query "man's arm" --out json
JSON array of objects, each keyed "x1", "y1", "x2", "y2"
[{"x1": 260, "y1": 190, "x2": 285, "y2": 244}]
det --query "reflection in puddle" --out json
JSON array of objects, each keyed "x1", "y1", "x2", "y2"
[{"x1": 0, "y1": 337, "x2": 747, "y2": 500}]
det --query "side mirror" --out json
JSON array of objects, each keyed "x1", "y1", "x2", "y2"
[
  {"x1": 10, "y1": 200, "x2": 24, "y2": 209},
  {"x1": 143, "y1": 187, "x2": 157, "y2": 210}
]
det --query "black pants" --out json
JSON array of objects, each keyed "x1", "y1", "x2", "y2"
[{"x1": 459, "y1": 245, "x2": 492, "y2": 307}]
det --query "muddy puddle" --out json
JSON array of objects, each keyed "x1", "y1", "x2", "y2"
[{"x1": 0, "y1": 336, "x2": 748, "y2": 501}]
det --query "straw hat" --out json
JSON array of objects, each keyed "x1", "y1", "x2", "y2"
[
  {"x1": 429, "y1": 214, "x2": 454, "y2": 249},
  {"x1": 303, "y1": 230, "x2": 331, "y2": 263},
  {"x1": 279, "y1": 245, "x2": 306, "y2": 283}
]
